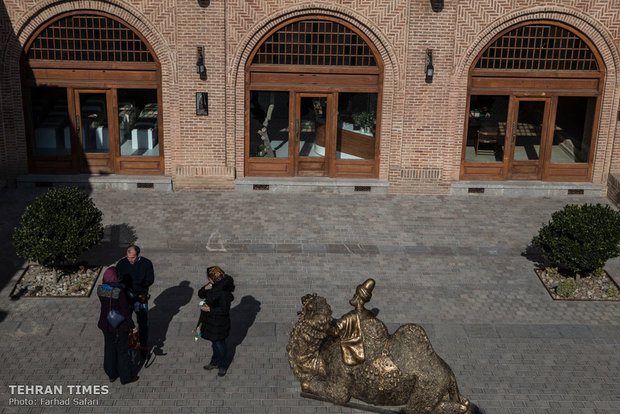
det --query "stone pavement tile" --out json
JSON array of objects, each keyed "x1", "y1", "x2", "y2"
[
  {"x1": 301, "y1": 244, "x2": 327, "y2": 253},
  {"x1": 403, "y1": 245, "x2": 430, "y2": 255},
  {"x1": 557, "y1": 324, "x2": 595, "y2": 339},
  {"x1": 1, "y1": 190, "x2": 619, "y2": 414},
  {"x1": 326, "y1": 244, "x2": 350, "y2": 253},
  {"x1": 463, "y1": 323, "x2": 499, "y2": 338},
  {"x1": 375, "y1": 245, "x2": 404, "y2": 253},
  {"x1": 275, "y1": 244, "x2": 302, "y2": 253}
]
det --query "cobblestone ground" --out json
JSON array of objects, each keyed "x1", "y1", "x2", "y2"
[{"x1": 0, "y1": 188, "x2": 619, "y2": 414}]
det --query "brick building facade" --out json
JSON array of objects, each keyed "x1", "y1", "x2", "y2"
[{"x1": 1, "y1": 1, "x2": 619, "y2": 194}]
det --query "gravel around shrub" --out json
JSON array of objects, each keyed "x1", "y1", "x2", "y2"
[{"x1": 531, "y1": 203, "x2": 620, "y2": 275}]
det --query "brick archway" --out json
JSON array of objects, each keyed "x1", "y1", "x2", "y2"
[
  {"x1": 0, "y1": 0, "x2": 176, "y2": 181},
  {"x1": 228, "y1": 5, "x2": 401, "y2": 180},
  {"x1": 446, "y1": 6, "x2": 619, "y2": 185}
]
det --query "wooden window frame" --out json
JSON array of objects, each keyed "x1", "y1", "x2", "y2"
[
  {"x1": 245, "y1": 16, "x2": 383, "y2": 178},
  {"x1": 460, "y1": 20, "x2": 604, "y2": 182},
  {"x1": 21, "y1": 11, "x2": 163, "y2": 175}
]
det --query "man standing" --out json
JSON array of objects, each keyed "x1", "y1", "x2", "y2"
[{"x1": 116, "y1": 245, "x2": 154, "y2": 350}]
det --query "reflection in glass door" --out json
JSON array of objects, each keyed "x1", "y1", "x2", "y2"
[
  {"x1": 295, "y1": 94, "x2": 329, "y2": 176},
  {"x1": 508, "y1": 98, "x2": 548, "y2": 179},
  {"x1": 77, "y1": 92, "x2": 109, "y2": 153},
  {"x1": 299, "y1": 96, "x2": 327, "y2": 157}
]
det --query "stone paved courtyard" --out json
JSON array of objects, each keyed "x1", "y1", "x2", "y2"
[{"x1": 0, "y1": 188, "x2": 619, "y2": 413}]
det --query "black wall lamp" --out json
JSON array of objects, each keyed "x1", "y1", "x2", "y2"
[
  {"x1": 197, "y1": 0, "x2": 210, "y2": 7},
  {"x1": 196, "y1": 46, "x2": 206, "y2": 80},
  {"x1": 430, "y1": 0, "x2": 444, "y2": 13},
  {"x1": 425, "y1": 49, "x2": 434, "y2": 84}
]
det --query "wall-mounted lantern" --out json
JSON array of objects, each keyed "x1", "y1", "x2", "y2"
[
  {"x1": 425, "y1": 49, "x2": 434, "y2": 84},
  {"x1": 197, "y1": 0, "x2": 210, "y2": 8},
  {"x1": 430, "y1": 0, "x2": 444, "y2": 13},
  {"x1": 196, "y1": 46, "x2": 206, "y2": 80}
]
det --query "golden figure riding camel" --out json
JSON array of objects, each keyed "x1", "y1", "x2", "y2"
[{"x1": 287, "y1": 279, "x2": 471, "y2": 414}]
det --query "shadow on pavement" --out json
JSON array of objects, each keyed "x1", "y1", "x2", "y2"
[
  {"x1": 81, "y1": 223, "x2": 138, "y2": 266},
  {"x1": 149, "y1": 280, "x2": 194, "y2": 356},
  {"x1": 470, "y1": 403, "x2": 483, "y2": 414},
  {"x1": 522, "y1": 244, "x2": 547, "y2": 269},
  {"x1": 0, "y1": 190, "x2": 42, "y2": 298},
  {"x1": 227, "y1": 295, "x2": 261, "y2": 368}
]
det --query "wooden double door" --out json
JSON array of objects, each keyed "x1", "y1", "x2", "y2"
[
  {"x1": 506, "y1": 97, "x2": 550, "y2": 179},
  {"x1": 294, "y1": 93, "x2": 332, "y2": 176},
  {"x1": 25, "y1": 84, "x2": 163, "y2": 175},
  {"x1": 462, "y1": 93, "x2": 598, "y2": 181}
]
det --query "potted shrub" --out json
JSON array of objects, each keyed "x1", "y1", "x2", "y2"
[
  {"x1": 12, "y1": 186, "x2": 104, "y2": 296},
  {"x1": 531, "y1": 203, "x2": 620, "y2": 299},
  {"x1": 352, "y1": 112, "x2": 364, "y2": 130}
]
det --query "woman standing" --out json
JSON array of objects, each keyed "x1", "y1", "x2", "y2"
[
  {"x1": 97, "y1": 267, "x2": 139, "y2": 384},
  {"x1": 198, "y1": 266, "x2": 235, "y2": 376}
]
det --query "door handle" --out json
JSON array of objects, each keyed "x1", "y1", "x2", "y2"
[
  {"x1": 511, "y1": 122, "x2": 516, "y2": 146},
  {"x1": 76, "y1": 114, "x2": 80, "y2": 133},
  {"x1": 295, "y1": 119, "x2": 299, "y2": 142}
]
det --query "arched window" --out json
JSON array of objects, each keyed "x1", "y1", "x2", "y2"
[
  {"x1": 22, "y1": 11, "x2": 163, "y2": 175},
  {"x1": 246, "y1": 16, "x2": 382, "y2": 178},
  {"x1": 461, "y1": 21, "x2": 603, "y2": 182},
  {"x1": 27, "y1": 14, "x2": 155, "y2": 63},
  {"x1": 252, "y1": 19, "x2": 377, "y2": 66}
]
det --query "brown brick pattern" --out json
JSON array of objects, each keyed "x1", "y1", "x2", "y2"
[
  {"x1": 607, "y1": 173, "x2": 620, "y2": 207},
  {"x1": 1, "y1": 1, "x2": 619, "y2": 195}
]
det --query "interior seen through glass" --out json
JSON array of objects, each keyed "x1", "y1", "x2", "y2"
[
  {"x1": 249, "y1": 91, "x2": 377, "y2": 160},
  {"x1": 249, "y1": 91, "x2": 289, "y2": 158},
  {"x1": 465, "y1": 95, "x2": 508, "y2": 163},
  {"x1": 551, "y1": 96, "x2": 594, "y2": 163},
  {"x1": 299, "y1": 96, "x2": 326, "y2": 157},
  {"x1": 117, "y1": 89, "x2": 159, "y2": 156},
  {"x1": 80, "y1": 92, "x2": 108, "y2": 153},
  {"x1": 30, "y1": 87, "x2": 71, "y2": 156},
  {"x1": 337, "y1": 92, "x2": 377, "y2": 160},
  {"x1": 513, "y1": 100, "x2": 544, "y2": 161},
  {"x1": 465, "y1": 94, "x2": 595, "y2": 164}
]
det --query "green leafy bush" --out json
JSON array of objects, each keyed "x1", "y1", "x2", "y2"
[
  {"x1": 531, "y1": 203, "x2": 620, "y2": 275},
  {"x1": 13, "y1": 186, "x2": 103, "y2": 270},
  {"x1": 557, "y1": 278, "x2": 578, "y2": 298},
  {"x1": 607, "y1": 286, "x2": 619, "y2": 298}
]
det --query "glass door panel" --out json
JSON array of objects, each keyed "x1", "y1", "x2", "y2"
[
  {"x1": 117, "y1": 89, "x2": 159, "y2": 156},
  {"x1": 299, "y1": 96, "x2": 327, "y2": 157},
  {"x1": 507, "y1": 98, "x2": 549, "y2": 180},
  {"x1": 512, "y1": 100, "x2": 544, "y2": 161},
  {"x1": 78, "y1": 92, "x2": 109, "y2": 153},
  {"x1": 295, "y1": 94, "x2": 329, "y2": 176}
]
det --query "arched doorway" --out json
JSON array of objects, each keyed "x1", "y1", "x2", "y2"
[
  {"x1": 22, "y1": 11, "x2": 163, "y2": 175},
  {"x1": 460, "y1": 21, "x2": 604, "y2": 181},
  {"x1": 245, "y1": 16, "x2": 383, "y2": 178}
]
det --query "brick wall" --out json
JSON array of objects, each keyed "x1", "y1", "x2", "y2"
[
  {"x1": 1, "y1": 0, "x2": 619, "y2": 194},
  {"x1": 607, "y1": 173, "x2": 620, "y2": 207}
]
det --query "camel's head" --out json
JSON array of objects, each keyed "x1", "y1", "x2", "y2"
[{"x1": 298, "y1": 293, "x2": 333, "y2": 333}]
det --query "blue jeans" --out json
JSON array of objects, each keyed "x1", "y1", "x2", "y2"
[
  {"x1": 132, "y1": 302, "x2": 149, "y2": 347},
  {"x1": 209, "y1": 339, "x2": 227, "y2": 369}
]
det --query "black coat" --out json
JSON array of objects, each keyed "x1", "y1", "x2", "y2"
[
  {"x1": 198, "y1": 275, "x2": 235, "y2": 341},
  {"x1": 116, "y1": 256, "x2": 154, "y2": 296},
  {"x1": 97, "y1": 284, "x2": 135, "y2": 333}
]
